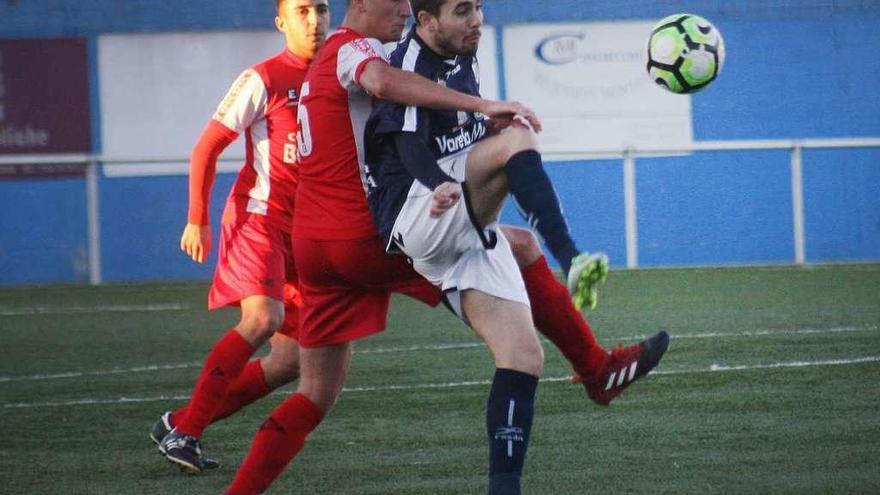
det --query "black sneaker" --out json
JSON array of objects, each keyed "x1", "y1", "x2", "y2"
[
  {"x1": 159, "y1": 428, "x2": 220, "y2": 474},
  {"x1": 150, "y1": 411, "x2": 173, "y2": 447}
]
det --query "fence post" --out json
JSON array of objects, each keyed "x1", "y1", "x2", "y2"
[
  {"x1": 85, "y1": 158, "x2": 103, "y2": 284},
  {"x1": 623, "y1": 149, "x2": 639, "y2": 269},
  {"x1": 790, "y1": 145, "x2": 806, "y2": 265}
]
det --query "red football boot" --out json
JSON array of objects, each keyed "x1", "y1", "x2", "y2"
[{"x1": 575, "y1": 330, "x2": 670, "y2": 406}]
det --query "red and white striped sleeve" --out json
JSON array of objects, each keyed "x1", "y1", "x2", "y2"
[
  {"x1": 336, "y1": 37, "x2": 389, "y2": 93},
  {"x1": 186, "y1": 68, "x2": 268, "y2": 225}
]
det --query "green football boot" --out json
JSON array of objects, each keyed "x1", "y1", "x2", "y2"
[{"x1": 567, "y1": 252, "x2": 610, "y2": 311}]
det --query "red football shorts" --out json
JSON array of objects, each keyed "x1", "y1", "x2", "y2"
[
  {"x1": 208, "y1": 216, "x2": 301, "y2": 338},
  {"x1": 294, "y1": 236, "x2": 441, "y2": 348}
]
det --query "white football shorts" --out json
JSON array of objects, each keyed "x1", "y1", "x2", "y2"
[{"x1": 388, "y1": 148, "x2": 529, "y2": 320}]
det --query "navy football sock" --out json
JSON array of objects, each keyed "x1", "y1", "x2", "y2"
[
  {"x1": 505, "y1": 150, "x2": 579, "y2": 274},
  {"x1": 486, "y1": 368, "x2": 539, "y2": 495}
]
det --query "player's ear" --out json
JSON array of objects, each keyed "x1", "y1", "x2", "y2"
[
  {"x1": 416, "y1": 10, "x2": 435, "y2": 31},
  {"x1": 275, "y1": 15, "x2": 285, "y2": 33}
]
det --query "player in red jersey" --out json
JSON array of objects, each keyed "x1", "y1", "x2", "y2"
[
  {"x1": 226, "y1": 1, "x2": 667, "y2": 494},
  {"x1": 150, "y1": 0, "x2": 331, "y2": 474}
]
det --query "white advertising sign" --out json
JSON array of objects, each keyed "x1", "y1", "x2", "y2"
[
  {"x1": 99, "y1": 31, "x2": 281, "y2": 176},
  {"x1": 99, "y1": 27, "x2": 498, "y2": 177},
  {"x1": 503, "y1": 22, "x2": 692, "y2": 158},
  {"x1": 475, "y1": 25, "x2": 499, "y2": 101}
]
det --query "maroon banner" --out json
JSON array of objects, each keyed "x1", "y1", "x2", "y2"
[{"x1": 0, "y1": 39, "x2": 92, "y2": 154}]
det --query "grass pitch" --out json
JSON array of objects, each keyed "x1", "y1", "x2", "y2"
[{"x1": 1, "y1": 264, "x2": 879, "y2": 494}]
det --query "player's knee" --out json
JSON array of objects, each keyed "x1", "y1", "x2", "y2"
[
  {"x1": 297, "y1": 380, "x2": 342, "y2": 413},
  {"x1": 518, "y1": 338, "x2": 544, "y2": 376},
  {"x1": 238, "y1": 309, "x2": 284, "y2": 340},
  {"x1": 496, "y1": 333, "x2": 544, "y2": 376},
  {"x1": 500, "y1": 226, "x2": 542, "y2": 267},
  {"x1": 508, "y1": 344, "x2": 543, "y2": 377},
  {"x1": 501, "y1": 126, "x2": 539, "y2": 161}
]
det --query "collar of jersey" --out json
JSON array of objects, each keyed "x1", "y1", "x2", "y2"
[
  {"x1": 337, "y1": 26, "x2": 367, "y2": 39},
  {"x1": 280, "y1": 49, "x2": 309, "y2": 69}
]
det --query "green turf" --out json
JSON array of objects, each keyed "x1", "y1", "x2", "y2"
[{"x1": 1, "y1": 264, "x2": 879, "y2": 494}]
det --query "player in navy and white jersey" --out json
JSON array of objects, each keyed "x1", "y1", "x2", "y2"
[
  {"x1": 367, "y1": 28, "x2": 544, "y2": 495},
  {"x1": 364, "y1": 31, "x2": 487, "y2": 250},
  {"x1": 364, "y1": 3, "x2": 669, "y2": 491},
  {"x1": 365, "y1": 15, "x2": 609, "y2": 312}
]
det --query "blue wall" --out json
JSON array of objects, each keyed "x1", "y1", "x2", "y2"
[
  {"x1": 1, "y1": 1, "x2": 879, "y2": 284},
  {"x1": 635, "y1": 151, "x2": 794, "y2": 266},
  {"x1": 2, "y1": 1, "x2": 876, "y2": 37},
  {"x1": 803, "y1": 148, "x2": 880, "y2": 261},
  {"x1": 0, "y1": 178, "x2": 89, "y2": 284},
  {"x1": 99, "y1": 174, "x2": 236, "y2": 282}
]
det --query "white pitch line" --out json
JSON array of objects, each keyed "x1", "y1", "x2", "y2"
[
  {"x1": 0, "y1": 326, "x2": 877, "y2": 383},
  {"x1": 0, "y1": 362, "x2": 202, "y2": 382},
  {"x1": 344, "y1": 356, "x2": 880, "y2": 392},
  {"x1": 357, "y1": 342, "x2": 484, "y2": 354},
  {"x1": 0, "y1": 303, "x2": 191, "y2": 316},
  {"x1": 0, "y1": 394, "x2": 194, "y2": 409},
  {"x1": 653, "y1": 325, "x2": 878, "y2": 340},
  {"x1": 3, "y1": 355, "x2": 879, "y2": 409},
  {"x1": 0, "y1": 344, "x2": 486, "y2": 383}
]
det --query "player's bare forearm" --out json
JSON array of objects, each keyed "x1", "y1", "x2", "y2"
[
  {"x1": 360, "y1": 61, "x2": 542, "y2": 130},
  {"x1": 361, "y1": 61, "x2": 481, "y2": 111}
]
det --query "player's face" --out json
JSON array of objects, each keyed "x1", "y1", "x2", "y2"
[
  {"x1": 363, "y1": 0, "x2": 412, "y2": 43},
  {"x1": 276, "y1": 0, "x2": 331, "y2": 60},
  {"x1": 428, "y1": 0, "x2": 482, "y2": 57}
]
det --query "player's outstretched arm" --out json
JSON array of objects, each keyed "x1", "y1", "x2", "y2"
[
  {"x1": 359, "y1": 60, "x2": 542, "y2": 132},
  {"x1": 183, "y1": 120, "x2": 238, "y2": 263}
]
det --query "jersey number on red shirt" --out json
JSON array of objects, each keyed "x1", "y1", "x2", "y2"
[{"x1": 296, "y1": 82, "x2": 313, "y2": 159}]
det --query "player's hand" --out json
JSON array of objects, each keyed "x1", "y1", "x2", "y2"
[
  {"x1": 180, "y1": 223, "x2": 212, "y2": 263},
  {"x1": 479, "y1": 100, "x2": 542, "y2": 133},
  {"x1": 430, "y1": 182, "x2": 462, "y2": 218},
  {"x1": 486, "y1": 115, "x2": 530, "y2": 135}
]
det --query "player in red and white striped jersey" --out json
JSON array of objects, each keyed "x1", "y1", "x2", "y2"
[{"x1": 151, "y1": 0, "x2": 330, "y2": 474}]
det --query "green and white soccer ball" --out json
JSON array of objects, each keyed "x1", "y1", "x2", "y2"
[{"x1": 646, "y1": 14, "x2": 725, "y2": 94}]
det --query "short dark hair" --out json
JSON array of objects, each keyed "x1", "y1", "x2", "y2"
[{"x1": 411, "y1": 0, "x2": 446, "y2": 24}]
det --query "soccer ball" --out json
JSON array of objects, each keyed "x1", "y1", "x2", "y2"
[{"x1": 646, "y1": 14, "x2": 725, "y2": 94}]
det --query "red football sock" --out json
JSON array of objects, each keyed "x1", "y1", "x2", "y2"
[
  {"x1": 226, "y1": 393, "x2": 325, "y2": 495},
  {"x1": 176, "y1": 330, "x2": 255, "y2": 438},
  {"x1": 522, "y1": 256, "x2": 610, "y2": 379},
  {"x1": 170, "y1": 359, "x2": 271, "y2": 427}
]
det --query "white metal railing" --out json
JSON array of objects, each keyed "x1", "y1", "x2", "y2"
[
  {"x1": 544, "y1": 137, "x2": 880, "y2": 269},
  {"x1": 2, "y1": 137, "x2": 879, "y2": 283},
  {"x1": 0, "y1": 154, "x2": 244, "y2": 284}
]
